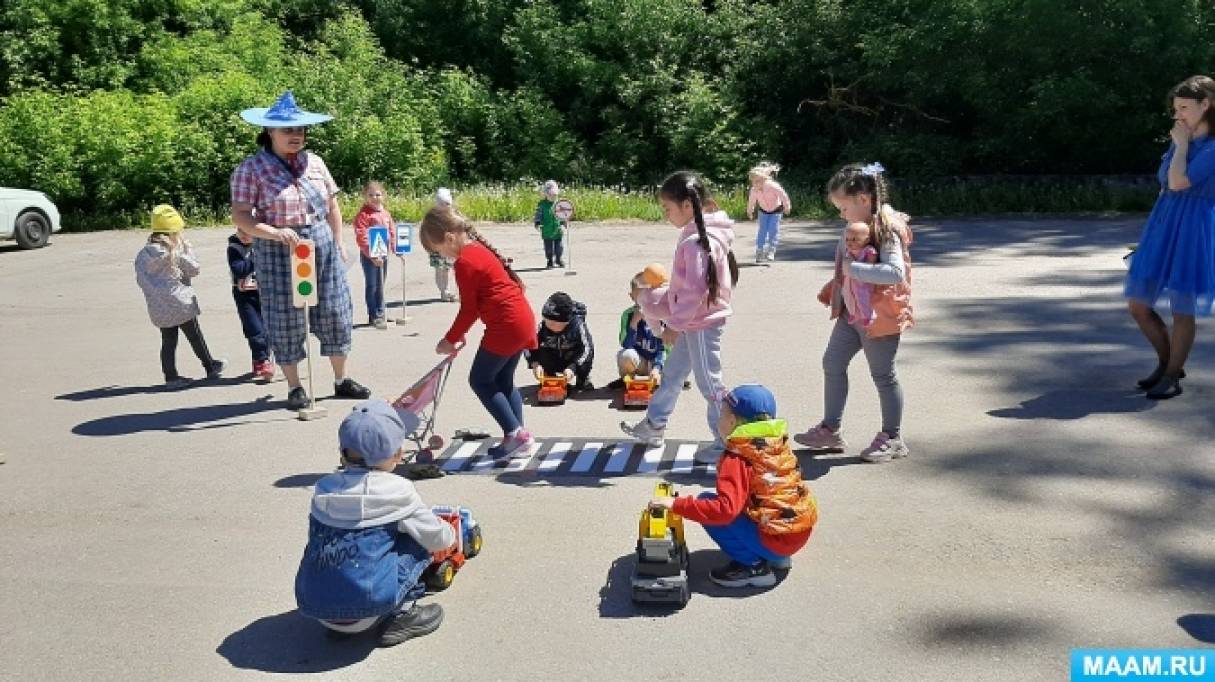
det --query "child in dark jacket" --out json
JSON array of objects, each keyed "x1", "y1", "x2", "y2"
[
  {"x1": 227, "y1": 229, "x2": 274, "y2": 380},
  {"x1": 525, "y1": 291, "x2": 595, "y2": 392},
  {"x1": 650, "y1": 384, "x2": 817, "y2": 588}
]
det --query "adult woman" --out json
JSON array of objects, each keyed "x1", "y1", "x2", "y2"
[
  {"x1": 230, "y1": 91, "x2": 371, "y2": 409},
  {"x1": 1125, "y1": 75, "x2": 1215, "y2": 400}
]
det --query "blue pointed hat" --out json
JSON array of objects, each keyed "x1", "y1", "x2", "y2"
[{"x1": 240, "y1": 91, "x2": 333, "y2": 128}]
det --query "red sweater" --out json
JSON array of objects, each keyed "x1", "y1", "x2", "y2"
[
  {"x1": 672, "y1": 453, "x2": 811, "y2": 556},
  {"x1": 444, "y1": 241, "x2": 537, "y2": 355},
  {"x1": 353, "y1": 205, "x2": 395, "y2": 258}
]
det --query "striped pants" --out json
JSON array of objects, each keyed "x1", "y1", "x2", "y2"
[{"x1": 644, "y1": 326, "x2": 726, "y2": 447}]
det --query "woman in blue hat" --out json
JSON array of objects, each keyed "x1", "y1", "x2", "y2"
[{"x1": 230, "y1": 91, "x2": 371, "y2": 409}]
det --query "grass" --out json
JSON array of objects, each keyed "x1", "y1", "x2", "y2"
[{"x1": 58, "y1": 177, "x2": 1159, "y2": 231}]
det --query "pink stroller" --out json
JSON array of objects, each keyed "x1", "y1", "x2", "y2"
[{"x1": 392, "y1": 352, "x2": 458, "y2": 457}]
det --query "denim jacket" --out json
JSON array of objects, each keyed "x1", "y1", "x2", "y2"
[{"x1": 294, "y1": 468, "x2": 455, "y2": 620}]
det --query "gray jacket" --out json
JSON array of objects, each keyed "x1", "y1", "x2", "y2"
[{"x1": 135, "y1": 241, "x2": 202, "y2": 328}]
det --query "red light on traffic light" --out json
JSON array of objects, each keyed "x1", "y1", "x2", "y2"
[{"x1": 295, "y1": 244, "x2": 311, "y2": 259}]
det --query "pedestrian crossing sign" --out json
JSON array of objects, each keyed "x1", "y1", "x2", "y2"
[{"x1": 368, "y1": 225, "x2": 390, "y2": 258}]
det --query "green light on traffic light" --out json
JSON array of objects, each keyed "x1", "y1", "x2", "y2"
[{"x1": 298, "y1": 282, "x2": 313, "y2": 296}]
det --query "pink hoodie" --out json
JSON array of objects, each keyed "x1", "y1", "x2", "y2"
[{"x1": 639, "y1": 211, "x2": 735, "y2": 332}]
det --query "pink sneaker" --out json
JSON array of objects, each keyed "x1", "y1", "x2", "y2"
[
  {"x1": 859, "y1": 432, "x2": 909, "y2": 463},
  {"x1": 489, "y1": 429, "x2": 535, "y2": 460},
  {"x1": 793, "y1": 424, "x2": 846, "y2": 451}
]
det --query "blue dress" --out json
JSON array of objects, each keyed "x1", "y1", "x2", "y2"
[{"x1": 1124, "y1": 135, "x2": 1215, "y2": 316}]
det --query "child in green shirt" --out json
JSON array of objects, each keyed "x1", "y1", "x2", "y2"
[{"x1": 534, "y1": 180, "x2": 565, "y2": 269}]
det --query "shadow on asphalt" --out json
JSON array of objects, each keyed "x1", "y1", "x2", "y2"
[
  {"x1": 987, "y1": 388, "x2": 1157, "y2": 420},
  {"x1": 918, "y1": 614, "x2": 1059, "y2": 647},
  {"x1": 55, "y1": 375, "x2": 262, "y2": 401},
  {"x1": 216, "y1": 610, "x2": 375, "y2": 673},
  {"x1": 598, "y1": 549, "x2": 789, "y2": 619},
  {"x1": 71, "y1": 395, "x2": 283, "y2": 436},
  {"x1": 1177, "y1": 614, "x2": 1215, "y2": 644}
]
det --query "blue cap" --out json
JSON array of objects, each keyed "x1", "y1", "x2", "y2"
[
  {"x1": 338, "y1": 400, "x2": 418, "y2": 466},
  {"x1": 724, "y1": 384, "x2": 777, "y2": 422}
]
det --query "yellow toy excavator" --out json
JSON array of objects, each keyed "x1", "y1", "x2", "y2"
[{"x1": 631, "y1": 482, "x2": 690, "y2": 607}]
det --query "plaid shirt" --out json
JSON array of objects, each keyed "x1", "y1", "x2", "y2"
[{"x1": 230, "y1": 149, "x2": 339, "y2": 226}]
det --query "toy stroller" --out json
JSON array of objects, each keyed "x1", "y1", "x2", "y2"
[{"x1": 392, "y1": 351, "x2": 459, "y2": 457}]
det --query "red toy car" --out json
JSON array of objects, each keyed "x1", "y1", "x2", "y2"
[
  {"x1": 425, "y1": 506, "x2": 483, "y2": 591},
  {"x1": 537, "y1": 374, "x2": 569, "y2": 405}
]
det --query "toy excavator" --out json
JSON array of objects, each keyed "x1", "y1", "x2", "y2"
[{"x1": 631, "y1": 482, "x2": 690, "y2": 607}]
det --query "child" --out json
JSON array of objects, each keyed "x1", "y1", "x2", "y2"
[
  {"x1": 227, "y1": 228, "x2": 275, "y2": 380},
  {"x1": 534, "y1": 180, "x2": 565, "y2": 268},
  {"x1": 620, "y1": 171, "x2": 736, "y2": 464},
  {"x1": 431, "y1": 188, "x2": 457, "y2": 302},
  {"x1": 294, "y1": 400, "x2": 453, "y2": 647},
  {"x1": 135, "y1": 205, "x2": 226, "y2": 388},
  {"x1": 796, "y1": 162, "x2": 913, "y2": 463},
  {"x1": 421, "y1": 206, "x2": 538, "y2": 460},
  {"x1": 746, "y1": 162, "x2": 792, "y2": 263},
  {"x1": 608, "y1": 275, "x2": 666, "y2": 389},
  {"x1": 650, "y1": 384, "x2": 816, "y2": 587},
  {"x1": 525, "y1": 291, "x2": 595, "y2": 392},
  {"x1": 842, "y1": 221, "x2": 878, "y2": 327},
  {"x1": 353, "y1": 181, "x2": 394, "y2": 329}
]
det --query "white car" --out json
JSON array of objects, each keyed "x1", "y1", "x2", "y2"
[{"x1": 0, "y1": 188, "x2": 61, "y2": 249}]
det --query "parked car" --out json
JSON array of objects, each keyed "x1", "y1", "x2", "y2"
[{"x1": 0, "y1": 188, "x2": 61, "y2": 249}]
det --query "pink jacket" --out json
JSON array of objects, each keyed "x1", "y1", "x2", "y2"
[
  {"x1": 747, "y1": 180, "x2": 792, "y2": 215},
  {"x1": 639, "y1": 213, "x2": 735, "y2": 332}
]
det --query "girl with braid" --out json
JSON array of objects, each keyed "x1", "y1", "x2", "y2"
[
  {"x1": 420, "y1": 206, "x2": 538, "y2": 460},
  {"x1": 621, "y1": 171, "x2": 738, "y2": 464},
  {"x1": 795, "y1": 162, "x2": 915, "y2": 463}
]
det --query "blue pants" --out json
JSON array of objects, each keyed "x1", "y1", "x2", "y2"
[
  {"x1": 543, "y1": 237, "x2": 564, "y2": 265},
  {"x1": 360, "y1": 253, "x2": 388, "y2": 319},
  {"x1": 231, "y1": 289, "x2": 270, "y2": 363},
  {"x1": 757, "y1": 211, "x2": 782, "y2": 250},
  {"x1": 469, "y1": 347, "x2": 524, "y2": 434},
  {"x1": 699, "y1": 494, "x2": 785, "y2": 567}
]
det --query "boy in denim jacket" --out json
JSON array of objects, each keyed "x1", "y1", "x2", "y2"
[{"x1": 295, "y1": 400, "x2": 455, "y2": 647}]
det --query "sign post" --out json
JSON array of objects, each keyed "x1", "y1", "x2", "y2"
[
  {"x1": 368, "y1": 226, "x2": 390, "y2": 327},
  {"x1": 553, "y1": 199, "x2": 576, "y2": 276},
  {"x1": 291, "y1": 240, "x2": 326, "y2": 420},
  {"x1": 394, "y1": 222, "x2": 413, "y2": 325}
]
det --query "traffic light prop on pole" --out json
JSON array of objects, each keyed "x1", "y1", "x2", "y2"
[{"x1": 291, "y1": 239, "x2": 326, "y2": 420}]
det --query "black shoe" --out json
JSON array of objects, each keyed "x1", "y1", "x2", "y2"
[
  {"x1": 682, "y1": 380, "x2": 692, "y2": 391},
  {"x1": 709, "y1": 560, "x2": 776, "y2": 588},
  {"x1": 1137, "y1": 366, "x2": 1185, "y2": 390},
  {"x1": 556, "y1": 260, "x2": 565, "y2": 268},
  {"x1": 334, "y1": 378, "x2": 371, "y2": 399},
  {"x1": 378, "y1": 603, "x2": 444, "y2": 647},
  {"x1": 573, "y1": 380, "x2": 594, "y2": 393},
  {"x1": 545, "y1": 262, "x2": 554, "y2": 269},
  {"x1": 607, "y1": 378, "x2": 626, "y2": 390},
  {"x1": 206, "y1": 359, "x2": 227, "y2": 379},
  {"x1": 1146, "y1": 375, "x2": 1183, "y2": 400},
  {"x1": 287, "y1": 386, "x2": 309, "y2": 410}
]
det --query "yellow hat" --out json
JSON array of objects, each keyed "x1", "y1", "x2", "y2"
[{"x1": 150, "y1": 205, "x2": 185, "y2": 233}]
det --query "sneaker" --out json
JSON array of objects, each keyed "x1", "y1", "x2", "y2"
[
  {"x1": 254, "y1": 360, "x2": 275, "y2": 381},
  {"x1": 694, "y1": 443, "x2": 724, "y2": 465},
  {"x1": 754, "y1": 249, "x2": 764, "y2": 264},
  {"x1": 378, "y1": 603, "x2": 444, "y2": 648},
  {"x1": 859, "y1": 432, "x2": 910, "y2": 463},
  {"x1": 206, "y1": 359, "x2": 226, "y2": 379},
  {"x1": 710, "y1": 560, "x2": 776, "y2": 588},
  {"x1": 793, "y1": 424, "x2": 846, "y2": 451},
  {"x1": 165, "y1": 376, "x2": 190, "y2": 389},
  {"x1": 770, "y1": 556, "x2": 793, "y2": 571},
  {"x1": 488, "y1": 429, "x2": 535, "y2": 460},
  {"x1": 620, "y1": 418, "x2": 665, "y2": 447},
  {"x1": 287, "y1": 386, "x2": 309, "y2": 410},
  {"x1": 573, "y1": 380, "x2": 595, "y2": 393},
  {"x1": 545, "y1": 262, "x2": 554, "y2": 270},
  {"x1": 556, "y1": 260, "x2": 565, "y2": 268},
  {"x1": 1146, "y1": 375, "x2": 1183, "y2": 400},
  {"x1": 334, "y1": 378, "x2": 371, "y2": 400},
  {"x1": 373, "y1": 317, "x2": 388, "y2": 330},
  {"x1": 765, "y1": 248, "x2": 776, "y2": 262},
  {"x1": 442, "y1": 293, "x2": 458, "y2": 302}
]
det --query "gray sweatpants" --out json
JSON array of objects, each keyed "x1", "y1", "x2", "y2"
[{"x1": 822, "y1": 316, "x2": 903, "y2": 435}]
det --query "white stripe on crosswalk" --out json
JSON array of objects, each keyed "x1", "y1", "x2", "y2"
[
  {"x1": 603, "y1": 443, "x2": 632, "y2": 474},
  {"x1": 428, "y1": 439, "x2": 722, "y2": 476},
  {"x1": 539, "y1": 442, "x2": 572, "y2": 472},
  {"x1": 636, "y1": 444, "x2": 664, "y2": 473},
  {"x1": 670, "y1": 443, "x2": 697, "y2": 474},
  {"x1": 441, "y1": 442, "x2": 480, "y2": 472}
]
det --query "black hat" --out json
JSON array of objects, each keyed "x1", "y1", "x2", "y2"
[{"x1": 542, "y1": 292, "x2": 576, "y2": 322}]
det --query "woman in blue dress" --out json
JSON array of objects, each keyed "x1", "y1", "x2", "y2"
[{"x1": 1125, "y1": 75, "x2": 1215, "y2": 400}]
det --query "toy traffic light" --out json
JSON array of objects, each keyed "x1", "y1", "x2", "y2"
[{"x1": 291, "y1": 240, "x2": 318, "y2": 308}]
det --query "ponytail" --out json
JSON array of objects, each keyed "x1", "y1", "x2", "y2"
[
  {"x1": 686, "y1": 181, "x2": 719, "y2": 305},
  {"x1": 468, "y1": 227, "x2": 525, "y2": 291},
  {"x1": 827, "y1": 162, "x2": 898, "y2": 248}
]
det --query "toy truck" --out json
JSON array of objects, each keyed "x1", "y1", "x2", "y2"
[
  {"x1": 536, "y1": 374, "x2": 569, "y2": 405},
  {"x1": 425, "y1": 506, "x2": 483, "y2": 591},
  {"x1": 631, "y1": 482, "x2": 690, "y2": 607},
  {"x1": 622, "y1": 373, "x2": 659, "y2": 408}
]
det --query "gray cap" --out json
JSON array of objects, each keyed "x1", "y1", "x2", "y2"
[{"x1": 338, "y1": 400, "x2": 418, "y2": 466}]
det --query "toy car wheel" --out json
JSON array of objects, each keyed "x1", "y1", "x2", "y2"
[
  {"x1": 14, "y1": 211, "x2": 50, "y2": 249},
  {"x1": 465, "y1": 526, "x2": 483, "y2": 558},
  {"x1": 679, "y1": 582, "x2": 690, "y2": 607},
  {"x1": 427, "y1": 434, "x2": 445, "y2": 450},
  {"x1": 428, "y1": 560, "x2": 455, "y2": 591},
  {"x1": 414, "y1": 449, "x2": 434, "y2": 464}
]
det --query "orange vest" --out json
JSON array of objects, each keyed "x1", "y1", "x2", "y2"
[
  {"x1": 830, "y1": 215, "x2": 914, "y2": 338},
  {"x1": 727, "y1": 422, "x2": 818, "y2": 536}
]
